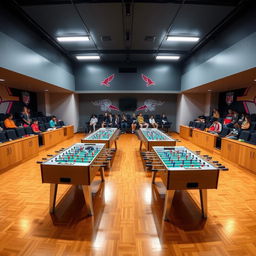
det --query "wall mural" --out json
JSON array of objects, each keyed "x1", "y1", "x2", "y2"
[
  {"x1": 92, "y1": 99, "x2": 120, "y2": 112},
  {"x1": 136, "y1": 99, "x2": 164, "y2": 112},
  {"x1": 0, "y1": 84, "x2": 19, "y2": 114},
  {"x1": 237, "y1": 86, "x2": 256, "y2": 114},
  {"x1": 100, "y1": 74, "x2": 115, "y2": 87},
  {"x1": 141, "y1": 74, "x2": 155, "y2": 87}
]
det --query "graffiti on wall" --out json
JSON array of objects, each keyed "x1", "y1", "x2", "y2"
[
  {"x1": 0, "y1": 85, "x2": 19, "y2": 114},
  {"x1": 92, "y1": 99, "x2": 120, "y2": 112},
  {"x1": 136, "y1": 99, "x2": 164, "y2": 112},
  {"x1": 237, "y1": 86, "x2": 256, "y2": 114}
]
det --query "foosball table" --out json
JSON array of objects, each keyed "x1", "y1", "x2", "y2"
[
  {"x1": 39, "y1": 143, "x2": 116, "y2": 215},
  {"x1": 141, "y1": 146, "x2": 228, "y2": 221},
  {"x1": 81, "y1": 128, "x2": 120, "y2": 148},
  {"x1": 137, "y1": 128, "x2": 176, "y2": 151}
]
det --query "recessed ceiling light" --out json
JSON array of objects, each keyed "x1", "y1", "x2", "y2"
[
  {"x1": 254, "y1": 79, "x2": 256, "y2": 82},
  {"x1": 44, "y1": 89, "x2": 49, "y2": 92},
  {"x1": 208, "y1": 89, "x2": 212, "y2": 92},
  {"x1": 76, "y1": 55, "x2": 100, "y2": 60},
  {"x1": 166, "y1": 36, "x2": 200, "y2": 42},
  {"x1": 0, "y1": 78, "x2": 5, "y2": 82},
  {"x1": 156, "y1": 56, "x2": 180, "y2": 60},
  {"x1": 56, "y1": 36, "x2": 90, "y2": 42}
]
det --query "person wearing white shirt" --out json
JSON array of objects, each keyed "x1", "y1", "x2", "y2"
[
  {"x1": 89, "y1": 115, "x2": 98, "y2": 133},
  {"x1": 149, "y1": 115, "x2": 158, "y2": 128}
]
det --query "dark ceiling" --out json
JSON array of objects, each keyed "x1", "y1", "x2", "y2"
[{"x1": 5, "y1": 0, "x2": 251, "y2": 62}]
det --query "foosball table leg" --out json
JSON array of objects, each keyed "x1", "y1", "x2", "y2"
[
  {"x1": 82, "y1": 185, "x2": 94, "y2": 216},
  {"x1": 49, "y1": 184, "x2": 58, "y2": 214},
  {"x1": 199, "y1": 189, "x2": 208, "y2": 218},
  {"x1": 139, "y1": 141, "x2": 142, "y2": 151},
  {"x1": 163, "y1": 190, "x2": 175, "y2": 221},
  {"x1": 100, "y1": 167, "x2": 105, "y2": 182},
  {"x1": 114, "y1": 141, "x2": 117, "y2": 149}
]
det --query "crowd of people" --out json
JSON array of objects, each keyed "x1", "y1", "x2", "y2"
[
  {"x1": 195, "y1": 108, "x2": 252, "y2": 140},
  {"x1": 88, "y1": 112, "x2": 169, "y2": 134},
  {"x1": 0, "y1": 106, "x2": 60, "y2": 136}
]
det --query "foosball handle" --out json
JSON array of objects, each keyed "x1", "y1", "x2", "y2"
[
  {"x1": 220, "y1": 168, "x2": 229, "y2": 171},
  {"x1": 47, "y1": 154, "x2": 54, "y2": 157},
  {"x1": 36, "y1": 161, "x2": 43, "y2": 164}
]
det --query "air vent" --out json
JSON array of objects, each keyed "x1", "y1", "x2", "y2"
[
  {"x1": 101, "y1": 36, "x2": 112, "y2": 42},
  {"x1": 144, "y1": 36, "x2": 156, "y2": 42},
  {"x1": 119, "y1": 67, "x2": 137, "y2": 73}
]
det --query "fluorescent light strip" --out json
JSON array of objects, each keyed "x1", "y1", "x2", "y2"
[
  {"x1": 57, "y1": 36, "x2": 90, "y2": 42},
  {"x1": 167, "y1": 36, "x2": 200, "y2": 42},
  {"x1": 76, "y1": 56, "x2": 100, "y2": 60},
  {"x1": 156, "y1": 56, "x2": 180, "y2": 60}
]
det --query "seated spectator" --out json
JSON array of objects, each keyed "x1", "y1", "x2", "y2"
[
  {"x1": 241, "y1": 115, "x2": 251, "y2": 130},
  {"x1": 4, "y1": 114, "x2": 17, "y2": 129},
  {"x1": 149, "y1": 115, "x2": 158, "y2": 128},
  {"x1": 20, "y1": 106, "x2": 32, "y2": 127},
  {"x1": 161, "y1": 114, "x2": 169, "y2": 128},
  {"x1": 226, "y1": 123, "x2": 240, "y2": 140},
  {"x1": 89, "y1": 115, "x2": 98, "y2": 133},
  {"x1": 101, "y1": 112, "x2": 109, "y2": 128},
  {"x1": 238, "y1": 113, "x2": 245, "y2": 126},
  {"x1": 120, "y1": 114, "x2": 128, "y2": 133},
  {"x1": 212, "y1": 109, "x2": 220, "y2": 119},
  {"x1": 114, "y1": 114, "x2": 120, "y2": 128},
  {"x1": 207, "y1": 120, "x2": 222, "y2": 134},
  {"x1": 137, "y1": 113, "x2": 149, "y2": 128},
  {"x1": 195, "y1": 115, "x2": 206, "y2": 123},
  {"x1": 107, "y1": 113, "x2": 113, "y2": 127},
  {"x1": 131, "y1": 113, "x2": 137, "y2": 134},
  {"x1": 31, "y1": 120, "x2": 41, "y2": 134},
  {"x1": 223, "y1": 109, "x2": 233, "y2": 126},
  {"x1": 49, "y1": 116, "x2": 57, "y2": 128}
]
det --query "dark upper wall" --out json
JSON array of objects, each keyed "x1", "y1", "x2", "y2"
[
  {"x1": 181, "y1": 3, "x2": 256, "y2": 91},
  {"x1": 78, "y1": 93, "x2": 177, "y2": 130},
  {"x1": 0, "y1": 3, "x2": 75, "y2": 91},
  {"x1": 75, "y1": 62, "x2": 181, "y2": 92}
]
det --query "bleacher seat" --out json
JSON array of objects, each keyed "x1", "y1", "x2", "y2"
[
  {"x1": 219, "y1": 127, "x2": 230, "y2": 137},
  {"x1": 45, "y1": 123, "x2": 51, "y2": 129},
  {"x1": 238, "y1": 130, "x2": 250, "y2": 141},
  {"x1": 0, "y1": 121, "x2": 4, "y2": 129},
  {"x1": 6, "y1": 129, "x2": 18, "y2": 141},
  {"x1": 188, "y1": 121, "x2": 193, "y2": 127},
  {"x1": 58, "y1": 121, "x2": 65, "y2": 127},
  {"x1": 250, "y1": 114, "x2": 256, "y2": 122},
  {"x1": 0, "y1": 114, "x2": 6, "y2": 121},
  {"x1": 248, "y1": 133, "x2": 256, "y2": 145},
  {"x1": 24, "y1": 126, "x2": 34, "y2": 135},
  {"x1": 199, "y1": 123, "x2": 206, "y2": 131},
  {"x1": 0, "y1": 131, "x2": 8, "y2": 143},
  {"x1": 39, "y1": 124, "x2": 46, "y2": 132},
  {"x1": 250, "y1": 122, "x2": 256, "y2": 131},
  {"x1": 15, "y1": 127, "x2": 26, "y2": 138},
  {"x1": 195, "y1": 122, "x2": 201, "y2": 129}
]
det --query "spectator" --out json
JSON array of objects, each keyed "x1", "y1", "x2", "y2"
[
  {"x1": 4, "y1": 114, "x2": 17, "y2": 129},
  {"x1": 108, "y1": 113, "x2": 113, "y2": 127},
  {"x1": 226, "y1": 123, "x2": 240, "y2": 139},
  {"x1": 114, "y1": 114, "x2": 120, "y2": 128},
  {"x1": 238, "y1": 113, "x2": 245, "y2": 126},
  {"x1": 195, "y1": 115, "x2": 206, "y2": 123},
  {"x1": 207, "y1": 120, "x2": 222, "y2": 134},
  {"x1": 49, "y1": 116, "x2": 57, "y2": 128},
  {"x1": 223, "y1": 109, "x2": 234, "y2": 127},
  {"x1": 89, "y1": 115, "x2": 98, "y2": 133},
  {"x1": 137, "y1": 113, "x2": 149, "y2": 128},
  {"x1": 131, "y1": 113, "x2": 137, "y2": 134},
  {"x1": 120, "y1": 114, "x2": 128, "y2": 133},
  {"x1": 161, "y1": 114, "x2": 168, "y2": 128},
  {"x1": 31, "y1": 120, "x2": 41, "y2": 134},
  {"x1": 212, "y1": 109, "x2": 220, "y2": 119},
  {"x1": 20, "y1": 106, "x2": 32, "y2": 127},
  {"x1": 241, "y1": 115, "x2": 251, "y2": 130},
  {"x1": 101, "y1": 112, "x2": 109, "y2": 128},
  {"x1": 149, "y1": 115, "x2": 158, "y2": 128}
]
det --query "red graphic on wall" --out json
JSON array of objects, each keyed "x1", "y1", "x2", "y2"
[
  {"x1": 0, "y1": 85, "x2": 19, "y2": 114},
  {"x1": 237, "y1": 86, "x2": 256, "y2": 114},
  {"x1": 101, "y1": 74, "x2": 115, "y2": 87},
  {"x1": 141, "y1": 74, "x2": 155, "y2": 87}
]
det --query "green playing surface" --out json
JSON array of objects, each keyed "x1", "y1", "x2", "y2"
[
  {"x1": 142, "y1": 130, "x2": 168, "y2": 141},
  {"x1": 87, "y1": 130, "x2": 115, "y2": 140}
]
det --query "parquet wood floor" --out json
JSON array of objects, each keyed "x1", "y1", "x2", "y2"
[{"x1": 0, "y1": 133, "x2": 256, "y2": 256}]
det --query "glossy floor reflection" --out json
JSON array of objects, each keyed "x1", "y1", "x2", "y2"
[{"x1": 0, "y1": 133, "x2": 256, "y2": 255}]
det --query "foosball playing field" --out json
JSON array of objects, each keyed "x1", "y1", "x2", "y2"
[
  {"x1": 44, "y1": 143, "x2": 104, "y2": 166},
  {"x1": 141, "y1": 128, "x2": 173, "y2": 141}
]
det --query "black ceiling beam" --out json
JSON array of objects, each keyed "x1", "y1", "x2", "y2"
[
  {"x1": 16, "y1": 0, "x2": 240, "y2": 6},
  {"x1": 69, "y1": 49, "x2": 187, "y2": 55}
]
